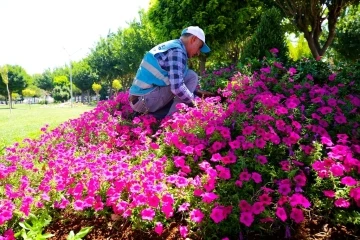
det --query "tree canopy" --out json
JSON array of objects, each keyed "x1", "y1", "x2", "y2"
[{"x1": 274, "y1": 0, "x2": 360, "y2": 58}]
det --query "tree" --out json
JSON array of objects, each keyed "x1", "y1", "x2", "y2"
[
  {"x1": 147, "y1": 0, "x2": 264, "y2": 72},
  {"x1": 92, "y1": 83, "x2": 102, "y2": 101},
  {"x1": 287, "y1": 34, "x2": 312, "y2": 61},
  {"x1": 332, "y1": 4, "x2": 360, "y2": 61},
  {"x1": 88, "y1": 10, "x2": 156, "y2": 92},
  {"x1": 274, "y1": 0, "x2": 360, "y2": 58},
  {"x1": 72, "y1": 59, "x2": 98, "y2": 103},
  {"x1": 22, "y1": 88, "x2": 36, "y2": 107},
  {"x1": 112, "y1": 79, "x2": 122, "y2": 93},
  {"x1": 33, "y1": 70, "x2": 54, "y2": 92},
  {"x1": 241, "y1": 7, "x2": 288, "y2": 62},
  {"x1": 0, "y1": 66, "x2": 11, "y2": 112},
  {"x1": 0, "y1": 65, "x2": 30, "y2": 108}
]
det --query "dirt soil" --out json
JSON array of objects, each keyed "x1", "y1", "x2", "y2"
[{"x1": 45, "y1": 212, "x2": 360, "y2": 240}]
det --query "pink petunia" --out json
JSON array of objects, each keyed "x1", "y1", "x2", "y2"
[
  {"x1": 238, "y1": 200, "x2": 252, "y2": 212},
  {"x1": 323, "y1": 190, "x2": 336, "y2": 198},
  {"x1": 334, "y1": 198, "x2": 350, "y2": 208},
  {"x1": 290, "y1": 208, "x2": 304, "y2": 223},
  {"x1": 240, "y1": 211, "x2": 254, "y2": 227},
  {"x1": 154, "y1": 222, "x2": 163, "y2": 235},
  {"x1": 251, "y1": 202, "x2": 265, "y2": 215},
  {"x1": 210, "y1": 206, "x2": 231, "y2": 223},
  {"x1": 276, "y1": 207, "x2": 288, "y2": 222},
  {"x1": 190, "y1": 209, "x2": 205, "y2": 223},
  {"x1": 239, "y1": 171, "x2": 251, "y2": 181},
  {"x1": 251, "y1": 172, "x2": 262, "y2": 183},
  {"x1": 201, "y1": 192, "x2": 219, "y2": 204},
  {"x1": 141, "y1": 208, "x2": 155, "y2": 221},
  {"x1": 341, "y1": 176, "x2": 357, "y2": 186},
  {"x1": 179, "y1": 226, "x2": 188, "y2": 238}
]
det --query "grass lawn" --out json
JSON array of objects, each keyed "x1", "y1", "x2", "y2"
[{"x1": 0, "y1": 103, "x2": 94, "y2": 150}]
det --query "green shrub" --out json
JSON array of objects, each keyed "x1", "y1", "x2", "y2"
[{"x1": 240, "y1": 7, "x2": 288, "y2": 63}]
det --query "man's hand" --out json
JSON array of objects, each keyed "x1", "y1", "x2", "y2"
[{"x1": 194, "y1": 89, "x2": 217, "y2": 98}]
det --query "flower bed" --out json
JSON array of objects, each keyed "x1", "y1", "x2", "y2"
[{"x1": 0, "y1": 57, "x2": 359, "y2": 239}]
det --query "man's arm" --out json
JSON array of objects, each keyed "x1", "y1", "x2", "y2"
[{"x1": 167, "y1": 49, "x2": 194, "y2": 104}]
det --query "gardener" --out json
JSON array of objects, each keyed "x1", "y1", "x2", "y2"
[{"x1": 128, "y1": 26, "x2": 214, "y2": 119}]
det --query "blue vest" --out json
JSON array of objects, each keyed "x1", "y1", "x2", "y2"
[{"x1": 129, "y1": 39, "x2": 188, "y2": 95}]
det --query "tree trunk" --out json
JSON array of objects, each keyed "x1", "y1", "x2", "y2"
[
  {"x1": 81, "y1": 92, "x2": 84, "y2": 103},
  {"x1": 199, "y1": 55, "x2": 207, "y2": 76}
]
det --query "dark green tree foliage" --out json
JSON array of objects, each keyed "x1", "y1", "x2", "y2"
[
  {"x1": 148, "y1": 0, "x2": 264, "y2": 71},
  {"x1": 52, "y1": 85, "x2": 70, "y2": 102},
  {"x1": 72, "y1": 59, "x2": 98, "y2": 102},
  {"x1": 241, "y1": 7, "x2": 288, "y2": 62},
  {"x1": 332, "y1": 5, "x2": 360, "y2": 61},
  {"x1": 0, "y1": 65, "x2": 30, "y2": 96},
  {"x1": 33, "y1": 70, "x2": 54, "y2": 92}
]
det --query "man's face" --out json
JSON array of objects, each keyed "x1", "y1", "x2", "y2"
[{"x1": 186, "y1": 36, "x2": 203, "y2": 58}]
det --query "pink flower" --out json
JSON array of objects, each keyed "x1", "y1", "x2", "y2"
[
  {"x1": 257, "y1": 155, "x2": 268, "y2": 164},
  {"x1": 290, "y1": 208, "x2": 304, "y2": 223},
  {"x1": 278, "y1": 183, "x2": 291, "y2": 195},
  {"x1": 334, "y1": 198, "x2": 350, "y2": 208},
  {"x1": 328, "y1": 73, "x2": 337, "y2": 81},
  {"x1": 148, "y1": 195, "x2": 160, "y2": 208},
  {"x1": 161, "y1": 204, "x2": 173, "y2": 219},
  {"x1": 276, "y1": 207, "x2": 288, "y2": 222},
  {"x1": 141, "y1": 208, "x2": 155, "y2": 221},
  {"x1": 154, "y1": 222, "x2": 163, "y2": 235},
  {"x1": 270, "y1": 48, "x2": 279, "y2": 54},
  {"x1": 239, "y1": 200, "x2": 252, "y2": 212},
  {"x1": 251, "y1": 202, "x2": 265, "y2": 215},
  {"x1": 288, "y1": 67, "x2": 297, "y2": 76},
  {"x1": 190, "y1": 209, "x2": 204, "y2": 223},
  {"x1": 330, "y1": 164, "x2": 344, "y2": 177},
  {"x1": 178, "y1": 202, "x2": 190, "y2": 212},
  {"x1": 216, "y1": 165, "x2": 231, "y2": 180},
  {"x1": 294, "y1": 174, "x2": 306, "y2": 187},
  {"x1": 179, "y1": 226, "x2": 188, "y2": 238},
  {"x1": 323, "y1": 190, "x2": 336, "y2": 198},
  {"x1": 240, "y1": 211, "x2": 254, "y2": 227},
  {"x1": 341, "y1": 176, "x2": 357, "y2": 186},
  {"x1": 201, "y1": 192, "x2": 219, "y2": 204},
  {"x1": 259, "y1": 194, "x2": 272, "y2": 206},
  {"x1": 239, "y1": 171, "x2": 251, "y2": 181},
  {"x1": 210, "y1": 206, "x2": 229, "y2": 223},
  {"x1": 251, "y1": 172, "x2": 262, "y2": 183}
]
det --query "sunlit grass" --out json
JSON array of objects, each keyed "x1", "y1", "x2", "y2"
[{"x1": 0, "y1": 103, "x2": 94, "y2": 149}]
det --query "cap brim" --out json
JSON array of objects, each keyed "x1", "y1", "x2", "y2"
[{"x1": 200, "y1": 43, "x2": 210, "y2": 53}]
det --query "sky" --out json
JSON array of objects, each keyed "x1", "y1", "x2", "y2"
[{"x1": 0, "y1": 0, "x2": 151, "y2": 75}]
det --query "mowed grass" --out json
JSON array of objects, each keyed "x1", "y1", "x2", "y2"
[{"x1": 0, "y1": 103, "x2": 94, "y2": 149}]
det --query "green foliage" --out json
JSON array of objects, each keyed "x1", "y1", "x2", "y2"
[
  {"x1": 287, "y1": 34, "x2": 312, "y2": 61},
  {"x1": 240, "y1": 7, "x2": 288, "y2": 63},
  {"x1": 332, "y1": 4, "x2": 360, "y2": 62},
  {"x1": 52, "y1": 85, "x2": 70, "y2": 102},
  {"x1": 0, "y1": 65, "x2": 30, "y2": 95},
  {"x1": 22, "y1": 88, "x2": 36, "y2": 97},
  {"x1": 66, "y1": 226, "x2": 93, "y2": 240},
  {"x1": 15, "y1": 212, "x2": 54, "y2": 240},
  {"x1": 72, "y1": 59, "x2": 98, "y2": 92},
  {"x1": 33, "y1": 70, "x2": 54, "y2": 92},
  {"x1": 53, "y1": 75, "x2": 69, "y2": 87},
  {"x1": 148, "y1": 0, "x2": 264, "y2": 68}
]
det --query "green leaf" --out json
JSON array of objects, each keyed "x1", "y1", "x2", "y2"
[
  {"x1": 67, "y1": 230, "x2": 75, "y2": 240},
  {"x1": 19, "y1": 222, "x2": 30, "y2": 230},
  {"x1": 38, "y1": 233, "x2": 55, "y2": 239},
  {"x1": 75, "y1": 226, "x2": 93, "y2": 239}
]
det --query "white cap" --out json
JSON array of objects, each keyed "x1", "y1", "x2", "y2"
[{"x1": 181, "y1": 26, "x2": 210, "y2": 53}]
